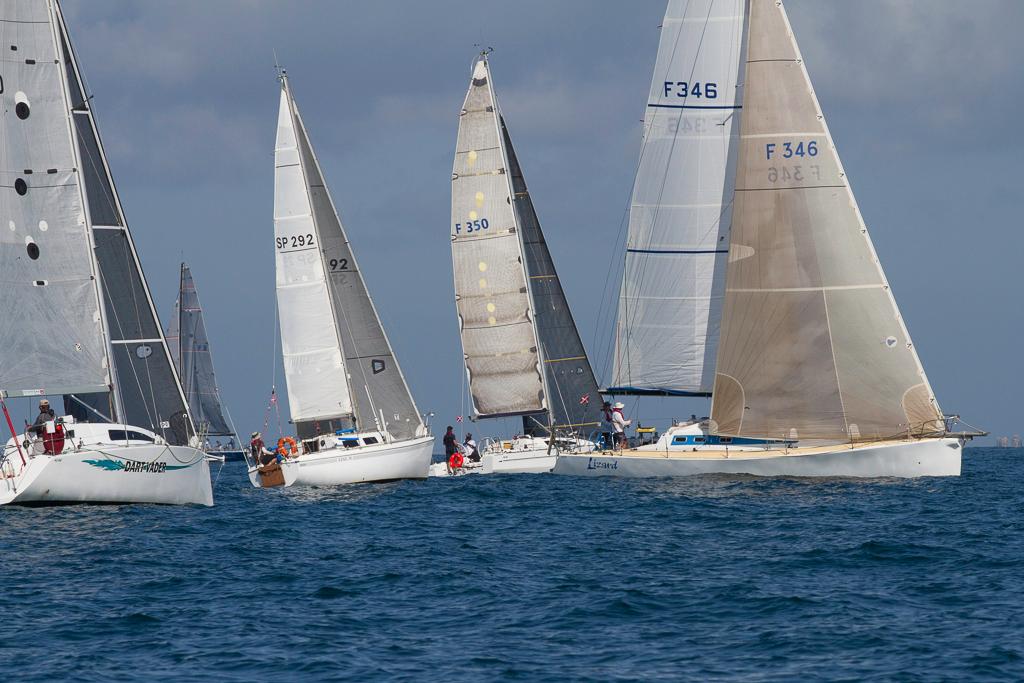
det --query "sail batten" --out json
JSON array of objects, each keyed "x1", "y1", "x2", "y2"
[
  {"x1": 709, "y1": 0, "x2": 943, "y2": 441},
  {"x1": 611, "y1": 0, "x2": 748, "y2": 396}
]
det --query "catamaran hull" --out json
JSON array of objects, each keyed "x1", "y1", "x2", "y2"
[
  {"x1": 552, "y1": 438, "x2": 962, "y2": 479},
  {"x1": 247, "y1": 436, "x2": 433, "y2": 488},
  {"x1": 1, "y1": 445, "x2": 213, "y2": 506}
]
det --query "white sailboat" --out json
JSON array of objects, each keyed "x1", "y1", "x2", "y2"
[
  {"x1": 433, "y1": 55, "x2": 605, "y2": 477},
  {"x1": 247, "y1": 72, "x2": 432, "y2": 488},
  {"x1": 0, "y1": 0, "x2": 212, "y2": 505},
  {"x1": 555, "y1": 0, "x2": 980, "y2": 479},
  {"x1": 167, "y1": 263, "x2": 243, "y2": 460}
]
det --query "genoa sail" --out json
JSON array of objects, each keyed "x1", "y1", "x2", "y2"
[
  {"x1": 610, "y1": 0, "x2": 748, "y2": 397},
  {"x1": 710, "y1": 0, "x2": 944, "y2": 441},
  {"x1": 450, "y1": 58, "x2": 546, "y2": 418},
  {"x1": 167, "y1": 264, "x2": 233, "y2": 437},
  {"x1": 501, "y1": 119, "x2": 603, "y2": 435},
  {"x1": 0, "y1": 0, "x2": 109, "y2": 399},
  {"x1": 287, "y1": 80, "x2": 425, "y2": 441}
]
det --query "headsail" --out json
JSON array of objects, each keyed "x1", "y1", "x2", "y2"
[
  {"x1": 450, "y1": 59, "x2": 546, "y2": 418},
  {"x1": 710, "y1": 0, "x2": 944, "y2": 441},
  {"x1": 501, "y1": 119, "x2": 603, "y2": 435},
  {"x1": 276, "y1": 76, "x2": 424, "y2": 439},
  {"x1": 610, "y1": 0, "x2": 748, "y2": 397},
  {"x1": 168, "y1": 264, "x2": 233, "y2": 437},
  {"x1": 2, "y1": 1, "x2": 194, "y2": 444},
  {"x1": 0, "y1": 1, "x2": 109, "y2": 399}
]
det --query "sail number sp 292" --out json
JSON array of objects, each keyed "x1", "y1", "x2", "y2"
[{"x1": 276, "y1": 234, "x2": 315, "y2": 250}]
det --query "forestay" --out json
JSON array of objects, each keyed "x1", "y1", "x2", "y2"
[
  {"x1": 611, "y1": 0, "x2": 747, "y2": 396},
  {"x1": 287, "y1": 83, "x2": 424, "y2": 440},
  {"x1": 451, "y1": 59, "x2": 545, "y2": 418},
  {"x1": 502, "y1": 120, "x2": 603, "y2": 435},
  {"x1": 710, "y1": 0, "x2": 944, "y2": 441},
  {"x1": 167, "y1": 264, "x2": 232, "y2": 437},
  {"x1": 0, "y1": 1, "x2": 109, "y2": 398},
  {"x1": 274, "y1": 85, "x2": 353, "y2": 424}
]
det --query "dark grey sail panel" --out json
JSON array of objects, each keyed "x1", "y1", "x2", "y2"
[
  {"x1": 501, "y1": 119, "x2": 604, "y2": 436},
  {"x1": 173, "y1": 264, "x2": 232, "y2": 436},
  {"x1": 54, "y1": 5, "x2": 194, "y2": 445},
  {"x1": 289, "y1": 94, "x2": 424, "y2": 441}
]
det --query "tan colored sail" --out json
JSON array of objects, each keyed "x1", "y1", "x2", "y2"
[{"x1": 710, "y1": 0, "x2": 943, "y2": 441}]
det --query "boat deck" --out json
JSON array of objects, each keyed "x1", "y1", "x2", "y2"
[{"x1": 591, "y1": 438, "x2": 940, "y2": 461}]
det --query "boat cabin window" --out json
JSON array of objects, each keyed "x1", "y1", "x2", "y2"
[
  {"x1": 363, "y1": 436, "x2": 378, "y2": 445},
  {"x1": 720, "y1": 437, "x2": 733, "y2": 444},
  {"x1": 341, "y1": 439, "x2": 360, "y2": 448},
  {"x1": 108, "y1": 429, "x2": 154, "y2": 443},
  {"x1": 694, "y1": 437, "x2": 705, "y2": 443}
]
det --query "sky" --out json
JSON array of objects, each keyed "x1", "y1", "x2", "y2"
[{"x1": 56, "y1": 0, "x2": 1024, "y2": 446}]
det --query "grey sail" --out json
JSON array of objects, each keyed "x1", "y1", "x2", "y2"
[
  {"x1": 501, "y1": 118, "x2": 603, "y2": 436},
  {"x1": 168, "y1": 264, "x2": 233, "y2": 437},
  {"x1": 0, "y1": 1, "x2": 109, "y2": 400},
  {"x1": 450, "y1": 58, "x2": 546, "y2": 418},
  {"x1": 51, "y1": 2, "x2": 194, "y2": 445},
  {"x1": 282, "y1": 78, "x2": 424, "y2": 441},
  {"x1": 710, "y1": 0, "x2": 944, "y2": 441}
]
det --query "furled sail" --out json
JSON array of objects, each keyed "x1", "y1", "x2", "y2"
[
  {"x1": 274, "y1": 84, "x2": 352, "y2": 425},
  {"x1": 286, "y1": 80, "x2": 425, "y2": 440},
  {"x1": 2, "y1": 1, "x2": 194, "y2": 445},
  {"x1": 501, "y1": 119, "x2": 603, "y2": 435},
  {"x1": 0, "y1": 1, "x2": 109, "y2": 399},
  {"x1": 451, "y1": 59, "x2": 546, "y2": 418},
  {"x1": 167, "y1": 264, "x2": 233, "y2": 437},
  {"x1": 710, "y1": 0, "x2": 944, "y2": 441},
  {"x1": 610, "y1": 0, "x2": 748, "y2": 397}
]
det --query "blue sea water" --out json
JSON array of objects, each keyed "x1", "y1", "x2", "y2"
[{"x1": 1, "y1": 448, "x2": 1022, "y2": 682}]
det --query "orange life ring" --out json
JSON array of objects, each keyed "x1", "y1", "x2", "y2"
[
  {"x1": 448, "y1": 452, "x2": 464, "y2": 469},
  {"x1": 277, "y1": 436, "x2": 298, "y2": 457}
]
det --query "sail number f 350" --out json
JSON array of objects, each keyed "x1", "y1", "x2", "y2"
[{"x1": 454, "y1": 218, "x2": 490, "y2": 234}]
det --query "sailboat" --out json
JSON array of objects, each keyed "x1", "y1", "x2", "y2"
[
  {"x1": 555, "y1": 0, "x2": 980, "y2": 478},
  {"x1": 167, "y1": 263, "x2": 243, "y2": 460},
  {"x1": 0, "y1": 0, "x2": 212, "y2": 505},
  {"x1": 436, "y1": 55, "x2": 605, "y2": 476},
  {"x1": 246, "y1": 72, "x2": 432, "y2": 488}
]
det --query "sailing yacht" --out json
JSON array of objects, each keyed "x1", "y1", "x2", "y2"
[
  {"x1": 246, "y1": 72, "x2": 432, "y2": 488},
  {"x1": 0, "y1": 0, "x2": 212, "y2": 505},
  {"x1": 433, "y1": 55, "x2": 604, "y2": 477},
  {"x1": 555, "y1": 0, "x2": 979, "y2": 478},
  {"x1": 167, "y1": 263, "x2": 243, "y2": 460}
]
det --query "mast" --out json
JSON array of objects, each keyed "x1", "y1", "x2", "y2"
[
  {"x1": 709, "y1": 0, "x2": 944, "y2": 441},
  {"x1": 609, "y1": 0, "x2": 748, "y2": 397}
]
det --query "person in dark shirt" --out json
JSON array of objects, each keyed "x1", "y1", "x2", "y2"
[
  {"x1": 29, "y1": 398, "x2": 55, "y2": 436},
  {"x1": 443, "y1": 426, "x2": 458, "y2": 459}
]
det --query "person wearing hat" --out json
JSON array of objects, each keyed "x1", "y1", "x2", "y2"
[
  {"x1": 29, "y1": 398, "x2": 56, "y2": 436},
  {"x1": 610, "y1": 402, "x2": 632, "y2": 450},
  {"x1": 463, "y1": 432, "x2": 480, "y2": 462},
  {"x1": 249, "y1": 431, "x2": 276, "y2": 466}
]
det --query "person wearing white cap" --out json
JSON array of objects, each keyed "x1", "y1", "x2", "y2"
[
  {"x1": 249, "y1": 431, "x2": 276, "y2": 466},
  {"x1": 29, "y1": 398, "x2": 56, "y2": 436},
  {"x1": 610, "y1": 402, "x2": 632, "y2": 449}
]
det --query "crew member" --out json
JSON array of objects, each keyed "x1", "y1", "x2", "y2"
[
  {"x1": 611, "y1": 402, "x2": 632, "y2": 449},
  {"x1": 250, "y1": 431, "x2": 276, "y2": 466},
  {"x1": 29, "y1": 398, "x2": 56, "y2": 435},
  {"x1": 464, "y1": 433, "x2": 480, "y2": 462}
]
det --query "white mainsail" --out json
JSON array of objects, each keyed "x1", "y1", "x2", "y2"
[
  {"x1": 610, "y1": 0, "x2": 747, "y2": 396},
  {"x1": 0, "y1": 0, "x2": 109, "y2": 397},
  {"x1": 451, "y1": 59, "x2": 546, "y2": 418},
  {"x1": 274, "y1": 86, "x2": 353, "y2": 423},
  {"x1": 710, "y1": 0, "x2": 944, "y2": 441}
]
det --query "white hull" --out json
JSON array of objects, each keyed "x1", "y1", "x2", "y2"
[
  {"x1": 428, "y1": 447, "x2": 556, "y2": 477},
  {"x1": 248, "y1": 436, "x2": 432, "y2": 488},
  {"x1": 1, "y1": 443, "x2": 212, "y2": 506},
  {"x1": 552, "y1": 437, "x2": 962, "y2": 479}
]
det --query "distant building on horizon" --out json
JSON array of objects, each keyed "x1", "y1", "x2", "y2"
[{"x1": 1014, "y1": 435, "x2": 1022, "y2": 448}]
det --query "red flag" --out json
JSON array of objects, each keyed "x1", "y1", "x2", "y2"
[
  {"x1": 456, "y1": 415, "x2": 463, "y2": 423},
  {"x1": 579, "y1": 394, "x2": 590, "y2": 406}
]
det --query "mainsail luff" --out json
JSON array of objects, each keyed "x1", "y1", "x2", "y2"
[
  {"x1": 274, "y1": 79, "x2": 354, "y2": 426},
  {"x1": 287, "y1": 80, "x2": 425, "y2": 441},
  {"x1": 500, "y1": 118, "x2": 603, "y2": 435},
  {"x1": 610, "y1": 0, "x2": 748, "y2": 397},
  {"x1": 710, "y1": 0, "x2": 944, "y2": 441},
  {"x1": 171, "y1": 264, "x2": 233, "y2": 437},
  {"x1": 47, "y1": 0, "x2": 195, "y2": 445},
  {"x1": 451, "y1": 58, "x2": 546, "y2": 419}
]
